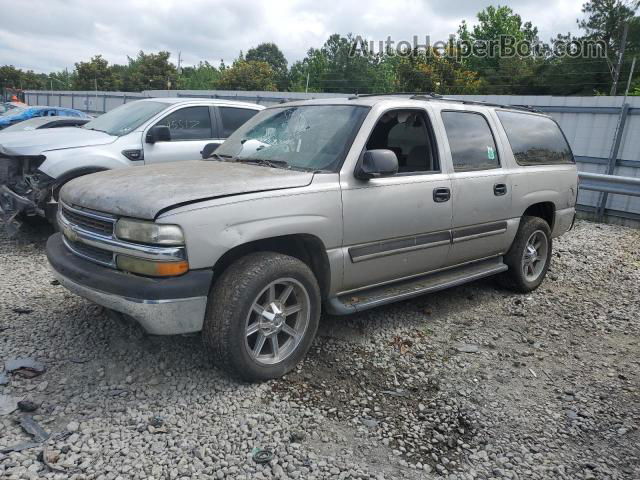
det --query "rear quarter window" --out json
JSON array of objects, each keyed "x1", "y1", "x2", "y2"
[{"x1": 497, "y1": 111, "x2": 574, "y2": 165}]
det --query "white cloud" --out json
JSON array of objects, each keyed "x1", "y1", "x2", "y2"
[{"x1": 1, "y1": 0, "x2": 586, "y2": 72}]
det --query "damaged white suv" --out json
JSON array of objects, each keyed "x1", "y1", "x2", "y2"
[
  {"x1": 46, "y1": 95, "x2": 577, "y2": 381},
  {"x1": 0, "y1": 98, "x2": 262, "y2": 234}
]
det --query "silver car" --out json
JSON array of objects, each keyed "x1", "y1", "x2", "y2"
[
  {"x1": 0, "y1": 98, "x2": 263, "y2": 233},
  {"x1": 47, "y1": 95, "x2": 578, "y2": 381}
]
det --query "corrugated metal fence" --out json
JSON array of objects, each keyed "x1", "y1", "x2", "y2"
[{"x1": 25, "y1": 90, "x2": 640, "y2": 225}]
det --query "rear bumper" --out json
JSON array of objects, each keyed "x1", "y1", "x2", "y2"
[{"x1": 46, "y1": 233, "x2": 212, "y2": 335}]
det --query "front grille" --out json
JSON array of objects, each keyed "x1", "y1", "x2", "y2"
[
  {"x1": 66, "y1": 238, "x2": 114, "y2": 265},
  {"x1": 62, "y1": 205, "x2": 114, "y2": 236}
]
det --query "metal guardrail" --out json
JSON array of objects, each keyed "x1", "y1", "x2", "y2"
[{"x1": 578, "y1": 172, "x2": 640, "y2": 197}]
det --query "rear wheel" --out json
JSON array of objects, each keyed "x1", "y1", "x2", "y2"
[
  {"x1": 203, "y1": 252, "x2": 321, "y2": 381},
  {"x1": 501, "y1": 216, "x2": 552, "y2": 293}
]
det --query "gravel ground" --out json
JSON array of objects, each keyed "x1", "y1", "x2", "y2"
[{"x1": 0, "y1": 220, "x2": 639, "y2": 480}]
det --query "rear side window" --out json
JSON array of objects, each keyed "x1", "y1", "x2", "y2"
[
  {"x1": 155, "y1": 106, "x2": 213, "y2": 141},
  {"x1": 497, "y1": 111, "x2": 574, "y2": 165},
  {"x1": 441, "y1": 111, "x2": 499, "y2": 172},
  {"x1": 219, "y1": 107, "x2": 258, "y2": 137}
]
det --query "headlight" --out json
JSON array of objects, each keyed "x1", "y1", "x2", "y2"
[
  {"x1": 115, "y1": 218, "x2": 184, "y2": 245},
  {"x1": 117, "y1": 255, "x2": 189, "y2": 277}
]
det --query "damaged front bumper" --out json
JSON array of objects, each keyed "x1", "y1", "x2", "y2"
[
  {"x1": 0, "y1": 184, "x2": 57, "y2": 236},
  {"x1": 0, "y1": 185, "x2": 42, "y2": 235},
  {"x1": 0, "y1": 154, "x2": 54, "y2": 235},
  {"x1": 46, "y1": 233, "x2": 212, "y2": 335}
]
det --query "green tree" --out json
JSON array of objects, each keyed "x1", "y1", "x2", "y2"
[
  {"x1": 579, "y1": 0, "x2": 636, "y2": 53},
  {"x1": 217, "y1": 60, "x2": 277, "y2": 91},
  {"x1": 47, "y1": 69, "x2": 73, "y2": 90},
  {"x1": 72, "y1": 55, "x2": 117, "y2": 90},
  {"x1": 246, "y1": 43, "x2": 288, "y2": 89},
  {"x1": 289, "y1": 34, "x2": 389, "y2": 94},
  {"x1": 121, "y1": 51, "x2": 177, "y2": 91},
  {"x1": 393, "y1": 49, "x2": 483, "y2": 94},
  {"x1": 177, "y1": 61, "x2": 220, "y2": 89},
  {"x1": 457, "y1": 6, "x2": 545, "y2": 94},
  {"x1": 0, "y1": 65, "x2": 26, "y2": 89}
]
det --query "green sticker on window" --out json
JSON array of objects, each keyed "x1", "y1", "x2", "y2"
[{"x1": 487, "y1": 146, "x2": 495, "y2": 160}]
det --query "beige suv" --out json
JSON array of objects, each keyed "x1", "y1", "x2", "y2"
[{"x1": 46, "y1": 94, "x2": 578, "y2": 381}]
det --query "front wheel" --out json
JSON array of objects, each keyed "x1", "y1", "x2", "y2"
[
  {"x1": 501, "y1": 216, "x2": 552, "y2": 293},
  {"x1": 203, "y1": 252, "x2": 321, "y2": 381}
]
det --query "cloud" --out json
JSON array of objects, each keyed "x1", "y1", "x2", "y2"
[{"x1": 1, "y1": 0, "x2": 586, "y2": 72}]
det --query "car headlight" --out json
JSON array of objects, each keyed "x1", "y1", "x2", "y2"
[{"x1": 115, "y1": 218, "x2": 184, "y2": 245}]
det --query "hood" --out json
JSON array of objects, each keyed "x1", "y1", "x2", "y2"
[
  {"x1": 61, "y1": 160, "x2": 314, "y2": 219},
  {"x1": 0, "y1": 127, "x2": 117, "y2": 157}
]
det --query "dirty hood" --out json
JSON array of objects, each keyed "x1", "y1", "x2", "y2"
[
  {"x1": 61, "y1": 160, "x2": 314, "y2": 219},
  {"x1": 0, "y1": 127, "x2": 116, "y2": 157}
]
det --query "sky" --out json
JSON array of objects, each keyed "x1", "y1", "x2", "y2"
[{"x1": 0, "y1": 0, "x2": 588, "y2": 73}]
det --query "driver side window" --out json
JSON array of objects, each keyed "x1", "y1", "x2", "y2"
[
  {"x1": 154, "y1": 106, "x2": 213, "y2": 141},
  {"x1": 366, "y1": 109, "x2": 439, "y2": 174}
]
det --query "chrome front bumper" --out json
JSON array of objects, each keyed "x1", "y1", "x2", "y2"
[
  {"x1": 51, "y1": 268, "x2": 208, "y2": 335},
  {"x1": 46, "y1": 233, "x2": 212, "y2": 335}
]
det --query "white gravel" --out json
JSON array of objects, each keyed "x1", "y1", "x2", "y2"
[{"x1": 0, "y1": 220, "x2": 639, "y2": 479}]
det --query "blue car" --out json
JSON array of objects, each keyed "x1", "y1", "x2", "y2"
[{"x1": 0, "y1": 106, "x2": 90, "y2": 130}]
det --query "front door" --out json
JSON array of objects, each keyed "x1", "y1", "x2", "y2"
[
  {"x1": 340, "y1": 108, "x2": 452, "y2": 293},
  {"x1": 144, "y1": 105, "x2": 220, "y2": 164},
  {"x1": 439, "y1": 110, "x2": 513, "y2": 265}
]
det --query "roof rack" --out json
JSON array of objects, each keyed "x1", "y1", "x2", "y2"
[
  {"x1": 347, "y1": 92, "x2": 540, "y2": 113},
  {"x1": 409, "y1": 94, "x2": 540, "y2": 113},
  {"x1": 347, "y1": 92, "x2": 441, "y2": 100}
]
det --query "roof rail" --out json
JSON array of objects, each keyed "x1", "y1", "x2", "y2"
[
  {"x1": 347, "y1": 92, "x2": 441, "y2": 100},
  {"x1": 409, "y1": 94, "x2": 540, "y2": 113},
  {"x1": 347, "y1": 92, "x2": 541, "y2": 113}
]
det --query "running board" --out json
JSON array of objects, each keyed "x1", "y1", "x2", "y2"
[{"x1": 326, "y1": 257, "x2": 507, "y2": 315}]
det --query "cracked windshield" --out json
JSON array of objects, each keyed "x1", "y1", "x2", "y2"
[{"x1": 215, "y1": 105, "x2": 368, "y2": 171}]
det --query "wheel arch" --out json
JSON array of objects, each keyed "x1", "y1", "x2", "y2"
[
  {"x1": 522, "y1": 201, "x2": 555, "y2": 230},
  {"x1": 211, "y1": 234, "x2": 331, "y2": 300}
]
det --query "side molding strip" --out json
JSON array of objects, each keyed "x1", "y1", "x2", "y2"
[
  {"x1": 451, "y1": 221, "x2": 508, "y2": 244},
  {"x1": 349, "y1": 231, "x2": 451, "y2": 263}
]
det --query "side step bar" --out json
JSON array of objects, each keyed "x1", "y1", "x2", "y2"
[{"x1": 326, "y1": 257, "x2": 507, "y2": 315}]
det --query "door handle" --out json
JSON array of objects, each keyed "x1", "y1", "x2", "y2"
[
  {"x1": 433, "y1": 187, "x2": 451, "y2": 203},
  {"x1": 494, "y1": 183, "x2": 507, "y2": 196}
]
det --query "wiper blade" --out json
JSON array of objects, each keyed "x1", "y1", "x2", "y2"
[{"x1": 235, "y1": 158, "x2": 290, "y2": 169}]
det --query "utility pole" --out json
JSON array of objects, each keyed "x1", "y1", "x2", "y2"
[
  {"x1": 623, "y1": 57, "x2": 636, "y2": 98},
  {"x1": 610, "y1": 22, "x2": 629, "y2": 96},
  {"x1": 305, "y1": 71, "x2": 310, "y2": 93},
  {"x1": 94, "y1": 78, "x2": 98, "y2": 112}
]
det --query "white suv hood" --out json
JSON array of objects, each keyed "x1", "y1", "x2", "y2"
[{"x1": 0, "y1": 127, "x2": 117, "y2": 156}]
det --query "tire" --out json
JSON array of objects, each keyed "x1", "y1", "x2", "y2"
[
  {"x1": 203, "y1": 252, "x2": 321, "y2": 382},
  {"x1": 501, "y1": 216, "x2": 552, "y2": 293}
]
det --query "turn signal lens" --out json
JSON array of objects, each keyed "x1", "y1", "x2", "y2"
[{"x1": 117, "y1": 255, "x2": 189, "y2": 277}]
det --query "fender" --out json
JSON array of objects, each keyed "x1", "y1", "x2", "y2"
[{"x1": 38, "y1": 145, "x2": 140, "y2": 180}]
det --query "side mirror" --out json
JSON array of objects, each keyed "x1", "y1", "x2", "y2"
[
  {"x1": 201, "y1": 143, "x2": 219, "y2": 159},
  {"x1": 145, "y1": 125, "x2": 171, "y2": 144},
  {"x1": 355, "y1": 149, "x2": 399, "y2": 180}
]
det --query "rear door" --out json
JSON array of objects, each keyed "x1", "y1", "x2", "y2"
[
  {"x1": 439, "y1": 109, "x2": 513, "y2": 265},
  {"x1": 143, "y1": 105, "x2": 217, "y2": 164},
  {"x1": 215, "y1": 106, "x2": 261, "y2": 139}
]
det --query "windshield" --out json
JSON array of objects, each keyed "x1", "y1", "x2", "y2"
[
  {"x1": 82, "y1": 101, "x2": 166, "y2": 136},
  {"x1": 215, "y1": 105, "x2": 369, "y2": 171}
]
